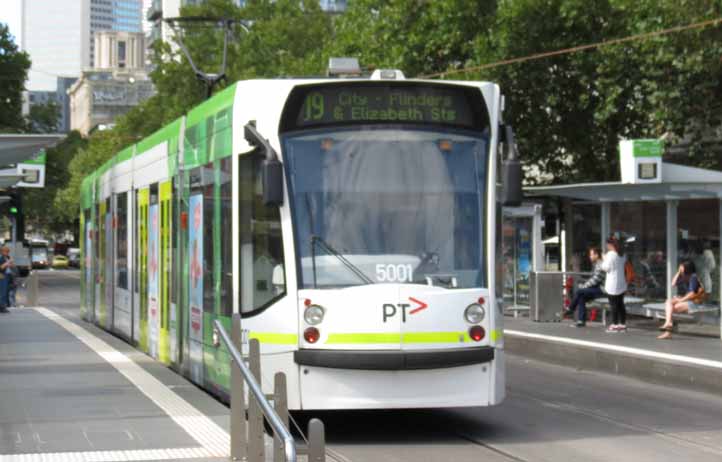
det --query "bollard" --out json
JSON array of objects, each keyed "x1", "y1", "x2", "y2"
[
  {"x1": 273, "y1": 373, "x2": 289, "y2": 462},
  {"x1": 230, "y1": 314, "x2": 248, "y2": 461},
  {"x1": 307, "y1": 418, "x2": 326, "y2": 462},
  {"x1": 247, "y1": 339, "x2": 265, "y2": 462},
  {"x1": 26, "y1": 271, "x2": 39, "y2": 306}
]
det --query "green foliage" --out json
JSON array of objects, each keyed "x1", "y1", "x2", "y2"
[
  {"x1": 327, "y1": 0, "x2": 497, "y2": 76},
  {"x1": 0, "y1": 23, "x2": 31, "y2": 133},
  {"x1": 469, "y1": 0, "x2": 722, "y2": 182},
  {"x1": 24, "y1": 131, "x2": 87, "y2": 234}
]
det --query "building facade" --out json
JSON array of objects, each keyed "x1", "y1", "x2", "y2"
[
  {"x1": 90, "y1": 0, "x2": 143, "y2": 66},
  {"x1": 69, "y1": 32, "x2": 155, "y2": 135}
]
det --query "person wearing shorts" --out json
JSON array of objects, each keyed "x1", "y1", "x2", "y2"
[{"x1": 658, "y1": 260, "x2": 704, "y2": 339}]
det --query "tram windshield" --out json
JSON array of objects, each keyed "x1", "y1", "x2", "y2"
[{"x1": 283, "y1": 127, "x2": 488, "y2": 289}]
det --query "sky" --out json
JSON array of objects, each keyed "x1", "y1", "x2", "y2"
[{"x1": 0, "y1": 0, "x2": 22, "y2": 46}]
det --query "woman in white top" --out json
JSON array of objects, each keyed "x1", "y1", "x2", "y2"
[{"x1": 600, "y1": 237, "x2": 628, "y2": 332}]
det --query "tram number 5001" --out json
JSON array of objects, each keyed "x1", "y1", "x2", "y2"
[{"x1": 375, "y1": 264, "x2": 413, "y2": 283}]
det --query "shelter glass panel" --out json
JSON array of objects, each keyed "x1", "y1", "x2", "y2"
[
  {"x1": 610, "y1": 202, "x2": 666, "y2": 303},
  {"x1": 677, "y1": 199, "x2": 720, "y2": 305},
  {"x1": 570, "y1": 204, "x2": 601, "y2": 273}
]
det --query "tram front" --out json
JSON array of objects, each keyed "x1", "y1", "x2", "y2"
[{"x1": 278, "y1": 79, "x2": 505, "y2": 409}]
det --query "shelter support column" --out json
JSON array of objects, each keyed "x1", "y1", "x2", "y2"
[
  {"x1": 563, "y1": 199, "x2": 573, "y2": 271},
  {"x1": 666, "y1": 201, "x2": 678, "y2": 302},
  {"x1": 600, "y1": 202, "x2": 610, "y2": 250}
]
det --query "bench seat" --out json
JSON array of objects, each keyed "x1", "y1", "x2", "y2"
[{"x1": 643, "y1": 303, "x2": 720, "y2": 322}]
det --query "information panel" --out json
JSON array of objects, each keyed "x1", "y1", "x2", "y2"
[{"x1": 280, "y1": 83, "x2": 488, "y2": 132}]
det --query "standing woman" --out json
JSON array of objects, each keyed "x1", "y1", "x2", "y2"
[{"x1": 601, "y1": 237, "x2": 628, "y2": 332}]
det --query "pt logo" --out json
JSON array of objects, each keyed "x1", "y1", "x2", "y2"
[{"x1": 382, "y1": 297, "x2": 428, "y2": 322}]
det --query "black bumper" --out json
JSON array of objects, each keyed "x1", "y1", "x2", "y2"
[{"x1": 294, "y1": 347, "x2": 494, "y2": 371}]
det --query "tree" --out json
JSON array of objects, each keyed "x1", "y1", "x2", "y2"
[
  {"x1": 0, "y1": 23, "x2": 31, "y2": 133},
  {"x1": 24, "y1": 131, "x2": 87, "y2": 235},
  {"x1": 467, "y1": 0, "x2": 722, "y2": 183},
  {"x1": 326, "y1": 0, "x2": 497, "y2": 76}
]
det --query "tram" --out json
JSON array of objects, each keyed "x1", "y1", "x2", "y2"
[{"x1": 80, "y1": 70, "x2": 521, "y2": 409}]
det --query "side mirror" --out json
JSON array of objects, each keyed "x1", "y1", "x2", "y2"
[
  {"x1": 244, "y1": 121, "x2": 284, "y2": 206},
  {"x1": 262, "y1": 159, "x2": 284, "y2": 207},
  {"x1": 500, "y1": 125, "x2": 523, "y2": 207}
]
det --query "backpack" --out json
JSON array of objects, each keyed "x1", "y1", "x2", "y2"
[
  {"x1": 692, "y1": 277, "x2": 706, "y2": 304},
  {"x1": 624, "y1": 259, "x2": 636, "y2": 285}
]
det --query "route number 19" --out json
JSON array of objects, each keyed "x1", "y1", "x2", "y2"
[{"x1": 304, "y1": 93, "x2": 325, "y2": 121}]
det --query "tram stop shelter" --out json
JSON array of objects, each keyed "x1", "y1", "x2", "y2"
[{"x1": 519, "y1": 160, "x2": 722, "y2": 339}]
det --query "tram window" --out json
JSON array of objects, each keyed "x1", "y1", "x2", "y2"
[
  {"x1": 220, "y1": 158, "x2": 233, "y2": 316},
  {"x1": 133, "y1": 193, "x2": 138, "y2": 294},
  {"x1": 202, "y1": 164, "x2": 215, "y2": 313},
  {"x1": 117, "y1": 193, "x2": 128, "y2": 290},
  {"x1": 239, "y1": 151, "x2": 286, "y2": 315}
]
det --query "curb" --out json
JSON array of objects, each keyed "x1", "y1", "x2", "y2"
[{"x1": 505, "y1": 330, "x2": 722, "y2": 395}]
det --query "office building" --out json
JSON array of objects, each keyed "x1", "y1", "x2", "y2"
[
  {"x1": 90, "y1": 0, "x2": 143, "y2": 66},
  {"x1": 17, "y1": 0, "x2": 143, "y2": 92},
  {"x1": 20, "y1": 0, "x2": 91, "y2": 92}
]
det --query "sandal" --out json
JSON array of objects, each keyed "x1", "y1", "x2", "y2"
[
  {"x1": 659, "y1": 325, "x2": 672, "y2": 331},
  {"x1": 657, "y1": 331, "x2": 672, "y2": 340}
]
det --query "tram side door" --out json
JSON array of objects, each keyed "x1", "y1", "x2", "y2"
[
  {"x1": 105, "y1": 196, "x2": 114, "y2": 331},
  {"x1": 136, "y1": 188, "x2": 150, "y2": 352},
  {"x1": 95, "y1": 200, "x2": 105, "y2": 326},
  {"x1": 158, "y1": 180, "x2": 173, "y2": 365},
  {"x1": 82, "y1": 208, "x2": 94, "y2": 322},
  {"x1": 502, "y1": 205, "x2": 543, "y2": 314}
]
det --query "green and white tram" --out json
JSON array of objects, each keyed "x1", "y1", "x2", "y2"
[{"x1": 80, "y1": 71, "x2": 521, "y2": 409}]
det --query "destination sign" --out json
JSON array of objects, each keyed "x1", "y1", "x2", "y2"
[{"x1": 280, "y1": 83, "x2": 488, "y2": 132}]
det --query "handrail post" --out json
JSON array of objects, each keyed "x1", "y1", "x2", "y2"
[
  {"x1": 27, "y1": 271, "x2": 39, "y2": 306},
  {"x1": 213, "y1": 320, "x2": 300, "y2": 462},
  {"x1": 307, "y1": 419, "x2": 325, "y2": 462},
  {"x1": 273, "y1": 372, "x2": 289, "y2": 462},
  {"x1": 248, "y1": 339, "x2": 265, "y2": 462},
  {"x1": 230, "y1": 314, "x2": 247, "y2": 461}
]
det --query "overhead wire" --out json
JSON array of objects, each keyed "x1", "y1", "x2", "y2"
[{"x1": 418, "y1": 16, "x2": 722, "y2": 79}]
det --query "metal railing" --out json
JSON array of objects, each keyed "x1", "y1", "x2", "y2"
[{"x1": 214, "y1": 315, "x2": 326, "y2": 462}]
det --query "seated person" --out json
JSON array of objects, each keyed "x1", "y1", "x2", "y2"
[
  {"x1": 658, "y1": 260, "x2": 705, "y2": 340},
  {"x1": 565, "y1": 247, "x2": 605, "y2": 327}
]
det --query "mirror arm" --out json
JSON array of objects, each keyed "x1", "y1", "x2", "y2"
[{"x1": 244, "y1": 121, "x2": 279, "y2": 162}]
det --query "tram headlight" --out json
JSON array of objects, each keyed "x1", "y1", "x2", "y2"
[
  {"x1": 464, "y1": 303, "x2": 485, "y2": 324},
  {"x1": 304, "y1": 305, "x2": 325, "y2": 325}
]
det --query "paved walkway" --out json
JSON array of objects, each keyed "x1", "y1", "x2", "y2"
[
  {"x1": 504, "y1": 316, "x2": 722, "y2": 395},
  {"x1": 0, "y1": 303, "x2": 230, "y2": 461},
  {"x1": 505, "y1": 317, "x2": 722, "y2": 363}
]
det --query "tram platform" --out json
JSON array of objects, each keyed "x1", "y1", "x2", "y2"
[
  {"x1": 504, "y1": 316, "x2": 722, "y2": 395},
  {"x1": 0, "y1": 302, "x2": 233, "y2": 462}
]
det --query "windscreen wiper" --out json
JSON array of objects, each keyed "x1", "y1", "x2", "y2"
[{"x1": 311, "y1": 235, "x2": 374, "y2": 286}]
